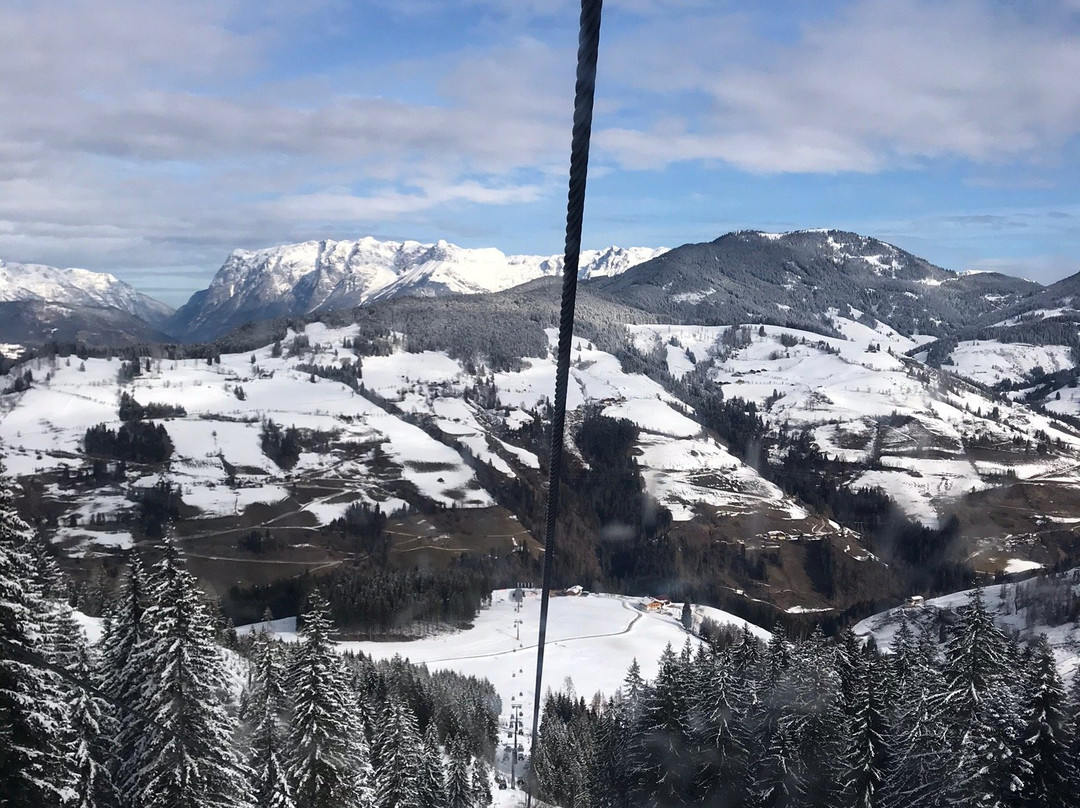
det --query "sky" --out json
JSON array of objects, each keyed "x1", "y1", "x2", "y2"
[{"x1": 3, "y1": 0, "x2": 1080, "y2": 306}]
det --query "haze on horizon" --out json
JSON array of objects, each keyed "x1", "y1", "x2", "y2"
[{"x1": 2, "y1": 0, "x2": 1080, "y2": 307}]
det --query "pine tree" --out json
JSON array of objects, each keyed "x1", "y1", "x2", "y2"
[
  {"x1": 943, "y1": 587, "x2": 1029, "y2": 808},
  {"x1": 630, "y1": 643, "x2": 694, "y2": 807},
  {"x1": 842, "y1": 650, "x2": 891, "y2": 808},
  {"x1": 0, "y1": 476, "x2": 72, "y2": 807},
  {"x1": 125, "y1": 541, "x2": 252, "y2": 808},
  {"x1": 286, "y1": 590, "x2": 363, "y2": 808},
  {"x1": 247, "y1": 631, "x2": 296, "y2": 808},
  {"x1": 1019, "y1": 637, "x2": 1070, "y2": 808},
  {"x1": 445, "y1": 741, "x2": 473, "y2": 808},
  {"x1": 68, "y1": 646, "x2": 120, "y2": 808},
  {"x1": 470, "y1": 755, "x2": 492, "y2": 808},
  {"x1": 416, "y1": 725, "x2": 446, "y2": 808},
  {"x1": 881, "y1": 626, "x2": 949, "y2": 808},
  {"x1": 372, "y1": 696, "x2": 422, "y2": 808},
  {"x1": 689, "y1": 646, "x2": 749, "y2": 807},
  {"x1": 1065, "y1": 669, "x2": 1080, "y2": 808},
  {"x1": 98, "y1": 554, "x2": 148, "y2": 805}
]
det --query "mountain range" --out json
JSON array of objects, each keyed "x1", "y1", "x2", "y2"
[
  {"x1": 4, "y1": 228, "x2": 1080, "y2": 622},
  {"x1": 0, "y1": 258, "x2": 173, "y2": 346},
  {"x1": 165, "y1": 238, "x2": 667, "y2": 341}
]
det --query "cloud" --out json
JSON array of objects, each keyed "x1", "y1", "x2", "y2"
[
  {"x1": 265, "y1": 180, "x2": 545, "y2": 222},
  {"x1": 599, "y1": 0, "x2": 1080, "y2": 173},
  {"x1": 2, "y1": 0, "x2": 1078, "y2": 298}
]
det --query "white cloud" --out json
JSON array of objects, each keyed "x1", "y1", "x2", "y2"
[{"x1": 599, "y1": 0, "x2": 1080, "y2": 173}]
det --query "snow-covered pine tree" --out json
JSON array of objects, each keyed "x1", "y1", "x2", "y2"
[
  {"x1": 0, "y1": 474, "x2": 73, "y2": 807},
  {"x1": 880, "y1": 625, "x2": 949, "y2": 808},
  {"x1": 842, "y1": 649, "x2": 891, "y2": 808},
  {"x1": 1064, "y1": 668, "x2": 1080, "y2": 807},
  {"x1": 416, "y1": 724, "x2": 446, "y2": 808},
  {"x1": 444, "y1": 741, "x2": 473, "y2": 808},
  {"x1": 98, "y1": 554, "x2": 148, "y2": 805},
  {"x1": 372, "y1": 695, "x2": 422, "y2": 808},
  {"x1": 469, "y1": 755, "x2": 491, "y2": 808},
  {"x1": 68, "y1": 646, "x2": 120, "y2": 808},
  {"x1": 629, "y1": 643, "x2": 695, "y2": 807},
  {"x1": 782, "y1": 627, "x2": 846, "y2": 808},
  {"x1": 689, "y1": 645, "x2": 750, "y2": 807},
  {"x1": 286, "y1": 590, "x2": 364, "y2": 808},
  {"x1": 943, "y1": 587, "x2": 1030, "y2": 807},
  {"x1": 247, "y1": 630, "x2": 296, "y2": 808},
  {"x1": 125, "y1": 540, "x2": 252, "y2": 808},
  {"x1": 1019, "y1": 636, "x2": 1071, "y2": 808}
]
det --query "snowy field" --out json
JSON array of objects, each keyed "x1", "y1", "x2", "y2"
[
  {"x1": 854, "y1": 573, "x2": 1080, "y2": 681},
  {"x1": 241, "y1": 589, "x2": 770, "y2": 748},
  {"x1": 5, "y1": 312, "x2": 1080, "y2": 552},
  {"x1": 629, "y1": 313, "x2": 1080, "y2": 525}
]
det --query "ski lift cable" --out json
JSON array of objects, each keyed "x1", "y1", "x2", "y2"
[{"x1": 527, "y1": 1, "x2": 603, "y2": 805}]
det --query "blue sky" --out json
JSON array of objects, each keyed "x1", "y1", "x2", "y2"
[{"x1": 2, "y1": 0, "x2": 1080, "y2": 305}]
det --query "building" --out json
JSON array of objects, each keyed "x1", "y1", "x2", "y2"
[{"x1": 640, "y1": 597, "x2": 670, "y2": 612}]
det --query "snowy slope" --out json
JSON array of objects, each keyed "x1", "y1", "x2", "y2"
[
  {"x1": 0, "y1": 258, "x2": 172, "y2": 325},
  {"x1": 947, "y1": 340, "x2": 1074, "y2": 388},
  {"x1": 167, "y1": 238, "x2": 666, "y2": 341},
  {"x1": 240, "y1": 588, "x2": 770, "y2": 746},
  {"x1": 629, "y1": 313, "x2": 1080, "y2": 525},
  {"x1": 0, "y1": 318, "x2": 819, "y2": 558},
  {"x1": 853, "y1": 571, "x2": 1080, "y2": 680}
]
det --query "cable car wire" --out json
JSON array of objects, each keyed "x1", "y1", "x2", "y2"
[{"x1": 526, "y1": 0, "x2": 604, "y2": 805}]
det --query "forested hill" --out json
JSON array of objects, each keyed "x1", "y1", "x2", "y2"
[
  {"x1": 588, "y1": 229, "x2": 1037, "y2": 337},
  {"x1": 0, "y1": 488, "x2": 500, "y2": 808},
  {"x1": 534, "y1": 586, "x2": 1080, "y2": 808}
]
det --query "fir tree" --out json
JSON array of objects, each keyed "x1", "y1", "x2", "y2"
[
  {"x1": 689, "y1": 646, "x2": 750, "y2": 807},
  {"x1": 1019, "y1": 637, "x2": 1070, "y2": 808},
  {"x1": 0, "y1": 476, "x2": 72, "y2": 807},
  {"x1": 125, "y1": 541, "x2": 252, "y2": 808},
  {"x1": 416, "y1": 725, "x2": 446, "y2": 808},
  {"x1": 372, "y1": 695, "x2": 422, "y2": 808},
  {"x1": 286, "y1": 590, "x2": 364, "y2": 808},
  {"x1": 469, "y1": 755, "x2": 492, "y2": 808},
  {"x1": 445, "y1": 741, "x2": 473, "y2": 808},
  {"x1": 842, "y1": 651, "x2": 891, "y2": 808},
  {"x1": 247, "y1": 631, "x2": 296, "y2": 808},
  {"x1": 98, "y1": 554, "x2": 148, "y2": 805},
  {"x1": 68, "y1": 646, "x2": 120, "y2": 808}
]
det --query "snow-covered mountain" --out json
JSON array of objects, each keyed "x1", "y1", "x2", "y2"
[
  {"x1": 0, "y1": 259, "x2": 174, "y2": 347},
  {"x1": 590, "y1": 229, "x2": 1038, "y2": 337},
  {"x1": 166, "y1": 237, "x2": 666, "y2": 341},
  {"x1": 0, "y1": 259, "x2": 172, "y2": 325}
]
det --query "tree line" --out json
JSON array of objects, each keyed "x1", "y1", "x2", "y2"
[
  {"x1": 1, "y1": 476, "x2": 501, "y2": 808},
  {"x1": 534, "y1": 587, "x2": 1079, "y2": 808}
]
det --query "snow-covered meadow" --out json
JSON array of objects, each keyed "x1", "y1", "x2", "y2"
[
  {"x1": 241, "y1": 588, "x2": 770, "y2": 746},
  {"x1": 629, "y1": 312, "x2": 1080, "y2": 525}
]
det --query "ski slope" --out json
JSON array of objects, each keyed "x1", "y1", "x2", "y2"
[{"x1": 242, "y1": 589, "x2": 770, "y2": 745}]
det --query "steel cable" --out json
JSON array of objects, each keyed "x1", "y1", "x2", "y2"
[{"x1": 526, "y1": 0, "x2": 603, "y2": 804}]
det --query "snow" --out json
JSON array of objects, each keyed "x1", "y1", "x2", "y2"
[
  {"x1": 71, "y1": 610, "x2": 105, "y2": 645},
  {"x1": 243, "y1": 589, "x2": 768, "y2": 746},
  {"x1": 948, "y1": 341, "x2": 1073, "y2": 388},
  {"x1": 854, "y1": 573, "x2": 1080, "y2": 679},
  {"x1": 1004, "y1": 559, "x2": 1045, "y2": 574}
]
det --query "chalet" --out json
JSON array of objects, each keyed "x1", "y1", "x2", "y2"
[
  {"x1": 640, "y1": 597, "x2": 670, "y2": 612},
  {"x1": 905, "y1": 595, "x2": 925, "y2": 608}
]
